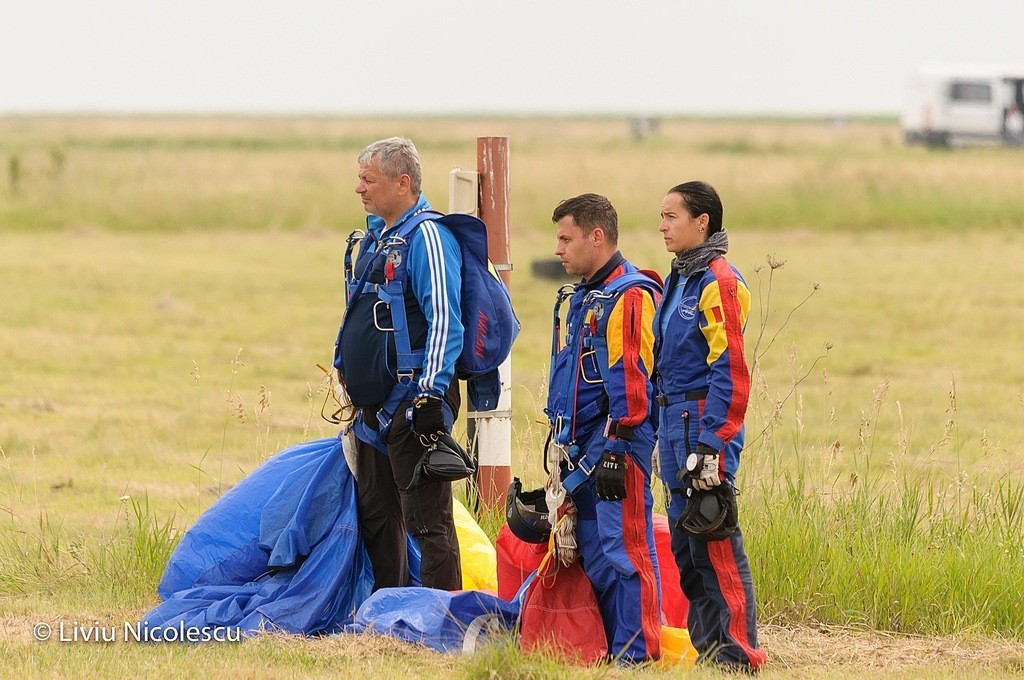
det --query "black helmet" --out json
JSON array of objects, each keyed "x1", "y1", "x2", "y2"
[
  {"x1": 676, "y1": 483, "x2": 738, "y2": 542},
  {"x1": 505, "y1": 477, "x2": 551, "y2": 544}
]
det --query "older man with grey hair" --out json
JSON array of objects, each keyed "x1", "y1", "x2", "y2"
[{"x1": 333, "y1": 137, "x2": 465, "y2": 590}]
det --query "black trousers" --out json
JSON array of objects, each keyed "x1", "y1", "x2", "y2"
[{"x1": 354, "y1": 388, "x2": 462, "y2": 591}]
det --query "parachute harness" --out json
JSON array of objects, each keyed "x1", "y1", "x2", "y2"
[{"x1": 544, "y1": 437, "x2": 578, "y2": 567}]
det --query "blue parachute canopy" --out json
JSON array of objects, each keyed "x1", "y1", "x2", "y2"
[
  {"x1": 141, "y1": 433, "x2": 526, "y2": 653},
  {"x1": 346, "y1": 587, "x2": 520, "y2": 653},
  {"x1": 143, "y1": 437, "x2": 420, "y2": 637}
]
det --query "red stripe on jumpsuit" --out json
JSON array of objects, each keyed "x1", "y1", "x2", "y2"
[
  {"x1": 618, "y1": 287, "x2": 650, "y2": 428},
  {"x1": 707, "y1": 539, "x2": 767, "y2": 668},
  {"x1": 621, "y1": 460, "x2": 661, "y2": 656},
  {"x1": 614, "y1": 283, "x2": 660, "y2": 655},
  {"x1": 708, "y1": 259, "x2": 749, "y2": 444}
]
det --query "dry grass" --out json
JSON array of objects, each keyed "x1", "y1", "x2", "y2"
[
  {"x1": 6, "y1": 115, "x2": 1024, "y2": 235},
  {"x1": 2, "y1": 612, "x2": 1023, "y2": 678},
  {"x1": 759, "y1": 624, "x2": 1024, "y2": 679},
  {"x1": 0, "y1": 612, "x2": 458, "y2": 679}
]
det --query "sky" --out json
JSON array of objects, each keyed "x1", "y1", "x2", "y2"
[{"x1": 1, "y1": 0, "x2": 1022, "y2": 116}]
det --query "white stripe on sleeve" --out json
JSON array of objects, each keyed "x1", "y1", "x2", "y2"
[{"x1": 419, "y1": 220, "x2": 449, "y2": 393}]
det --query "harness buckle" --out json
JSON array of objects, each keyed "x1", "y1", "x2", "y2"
[
  {"x1": 372, "y1": 301, "x2": 394, "y2": 331},
  {"x1": 553, "y1": 413, "x2": 572, "y2": 446},
  {"x1": 583, "y1": 289, "x2": 616, "y2": 305},
  {"x1": 578, "y1": 348, "x2": 603, "y2": 385}
]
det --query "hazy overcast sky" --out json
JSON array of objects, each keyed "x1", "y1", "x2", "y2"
[{"x1": 2, "y1": 1, "x2": 1021, "y2": 115}]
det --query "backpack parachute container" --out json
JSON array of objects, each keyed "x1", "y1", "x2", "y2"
[{"x1": 434, "y1": 211, "x2": 519, "y2": 410}]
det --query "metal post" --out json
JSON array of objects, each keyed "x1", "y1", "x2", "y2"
[{"x1": 474, "y1": 137, "x2": 513, "y2": 509}]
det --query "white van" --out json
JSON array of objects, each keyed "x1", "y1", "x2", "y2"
[{"x1": 902, "y1": 64, "x2": 1024, "y2": 147}]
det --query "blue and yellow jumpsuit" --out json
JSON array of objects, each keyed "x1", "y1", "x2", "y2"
[
  {"x1": 653, "y1": 256, "x2": 766, "y2": 670},
  {"x1": 546, "y1": 252, "x2": 662, "y2": 663}
]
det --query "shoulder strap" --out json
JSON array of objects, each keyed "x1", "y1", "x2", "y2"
[
  {"x1": 583, "y1": 271, "x2": 660, "y2": 413},
  {"x1": 378, "y1": 212, "x2": 443, "y2": 381},
  {"x1": 377, "y1": 210, "x2": 448, "y2": 293},
  {"x1": 343, "y1": 214, "x2": 443, "y2": 308},
  {"x1": 592, "y1": 270, "x2": 661, "y2": 301},
  {"x1": 342, "y1": 240, "x2": 385, "y2": 317},
  {"x1": 393, "y1": 209, "x2": 445, "y2": 242},
  {"x1": 652, "y1": 269, "x2": 678, "y2": 376}
]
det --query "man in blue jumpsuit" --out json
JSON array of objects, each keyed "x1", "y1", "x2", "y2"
[
  {"x1": 546, "y1": 193, "x2": 662, "y2": 663},
  {"x1": 334, "y1": 137, "x2": 464, "y2": 590}
]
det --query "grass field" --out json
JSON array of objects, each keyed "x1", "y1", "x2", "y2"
[{"x1": 2, "y1": 115, "x2": 1024, "y2": 677}]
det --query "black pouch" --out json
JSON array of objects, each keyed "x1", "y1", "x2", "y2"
[{"x1": 409, "y1": 433, "x2": 476, "y2": 487}]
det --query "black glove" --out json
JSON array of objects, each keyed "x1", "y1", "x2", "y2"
[
  {"x1": 411, "y1": 394, "x2": 447, "y2": 444},
  {"x1": 594, "y1": 451, "x2": 628, "y2": 501}
]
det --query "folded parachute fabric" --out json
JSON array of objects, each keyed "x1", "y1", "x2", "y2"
[
  {"x1": 143, "y1": 433, "x2": 517, "y2": 643},
  {"x1": 143, "y1": 436, "x2": 417, "y2": 637},
  {"x1": 452, "y1": 498, "x2": 498, "y2": 592},
  {"x1": 345, "y1": 587, "x2": 519, "y2": 654}
]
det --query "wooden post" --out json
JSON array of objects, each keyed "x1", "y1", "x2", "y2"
[
  {"x1": 474, "y1": 136, "x2": 513, "y2": 509},
  {"x1": 477, "y1": 137, "x2": 511, "y2": 287}
]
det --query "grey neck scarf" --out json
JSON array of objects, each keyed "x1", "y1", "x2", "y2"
[{"x1": 671, "y1": 229, "x2": 729, "y2": 277}]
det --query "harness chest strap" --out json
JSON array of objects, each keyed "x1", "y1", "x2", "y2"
[{"x1": 374, "y1": 276, "x2": 423, "y2": 380}]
